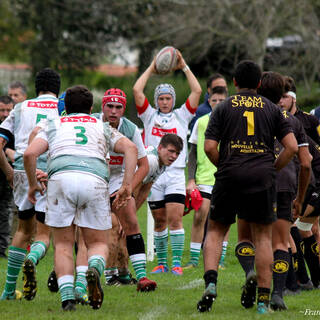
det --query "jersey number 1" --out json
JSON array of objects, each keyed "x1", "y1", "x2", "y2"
[
  {"x1": 74, "y1": 126, "x2": 88, "y2": 145},
  {"x1": 243, "y1": 111, "x2": 254, "y2": 136}
]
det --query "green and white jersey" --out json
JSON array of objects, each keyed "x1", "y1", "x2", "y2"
[
  {"x1": 189, "y1": 112, "x2": 216, "y2": 186},
  {"x1": 36, "y1": 113, "x2": 123, "y2": 182},
  {"x1": 143, "y1": 145, "x2": 165, "y2": 184},
  {"x1": 0, "y1": 94, "x2": 59, "y2": 171}
]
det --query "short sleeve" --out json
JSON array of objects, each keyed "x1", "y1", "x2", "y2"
[
  {"x1": 188, "y1": 119, "x2": 199, "y2": 144},
  {"x1": 174, "y1": 99, "x2": 195, "y2": 126},
  {"x1": 137, "y1": 98, "x2": 156, "y2": 124},
  {"x1": 205, "y1": 103, "x2": 223, "y2": 142},
  {"x1": 109, "y1": 127, "x2": 125, "y2": 151},
  {"x1": 275, "y1": 109, "x2": 294, "y2": 142},
  {"x1": 132, "y1": 127, "x2": 147, "y2": 159},
  {"x1": 0, "y1": 108, "x2": 15, "y2": 135}
]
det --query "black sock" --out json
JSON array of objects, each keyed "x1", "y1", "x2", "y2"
[
  {"x1": 204, "y1": 270, "x2": 218, "y2": 287},
  {"x1": 235, "y1": 241, "x2": 255, "y2": 277},
  {"x1": 290, "y1": 226, "x2": 310, "y2": 284},
  {"x1": 302, "y1": 235, "x2": 320, "y2": 287},
  {"x1": 257, "y1": 287, "x2": 270, "y2": 305},
  {"x1": 126, "y1": 233, "x2": 145, "y2": 256},
  {"x1": 285, "y1": 248, "x2": 299, "y2": 291},
  {"x1": 272, "y1": 249, "x2": 290, "y2": 297}
]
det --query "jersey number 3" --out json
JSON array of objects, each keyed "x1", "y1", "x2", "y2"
[
  {"x1": 74, "y1": 126, "x2": 88, "y2": 145},
  {"x1": 243, "y1": 111, "x2": 254, "y2": 136}
]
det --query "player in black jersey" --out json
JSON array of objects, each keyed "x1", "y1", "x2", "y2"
[
  {"x1": 235, "y1": 71, "x2": 312, "y2": 311},
  {"x1": 280, "y1": 76, "x2": 320, "y2": 145},
  {"x1": 196, "y1": 61, "x2": 298, "y2": 315}
]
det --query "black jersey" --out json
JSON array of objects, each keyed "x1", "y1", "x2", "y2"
[
  {"x1": 205, "y1": 91, "x2": 292, "y2": 192},
  {"x1": 307, "y1": 135, "x2": 320, "y2": 184},
  {"x1": 275, "y1": 112, "x2": 308, "y2": 193},
  {"x1": 294, "y1": 109, "x2": 320, "y2": 145}
]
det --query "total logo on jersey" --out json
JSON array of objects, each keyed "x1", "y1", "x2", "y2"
[
  {"x1": 110, "y1": 155, "x2": 124, "y2": 165},
  {"x1": 27, "y1": 101, "x2": 58, "y2": 109},
  {"x1": 151, "y1": 127, "x2": 177, "y2": 137},
  {"x1": 61, "y1": 116, "x2": 97, "y2": 123}
]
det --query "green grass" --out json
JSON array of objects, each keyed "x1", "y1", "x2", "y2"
[{"x1": 0, "y1": 205, "x2": 318, "y2": 319}]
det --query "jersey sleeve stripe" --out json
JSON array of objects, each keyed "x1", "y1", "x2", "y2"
[
  {"x1": 0, "y1": 133, "x2": 9, "y2": 142},
  {"x1": 136, "y1": 97, "x2": 149, "y2": 115},
  {"x1": 298, "y1": 143, "x2": 309, "y2": 147},
  {"x1": 185, "y1": 98, "x2": 195, "y2": 114}
]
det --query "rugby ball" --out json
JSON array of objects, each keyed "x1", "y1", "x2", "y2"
[{"x1": 155, "y1": 46, "x2": 178, "y2": 74}]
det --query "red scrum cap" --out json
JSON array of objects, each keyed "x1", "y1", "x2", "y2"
[{"x1": 102, "y1": 88, "x2": 127, "y2": 109}]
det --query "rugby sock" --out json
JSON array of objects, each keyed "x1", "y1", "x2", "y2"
[
  {"x1": 190, "y1": 242, "x2": 202, "y2": 266},
  {"x1": 285, "y1": 248, "x2": 299, "y2": 291},
  {"x1": 204, "y1": 269, "x2": 218, "y2": 287},
  {"x1": 154, "y1": 228, "x2": 168, "y2": 266},
  {"x1": 290, "y1": 227, "x2": 310, "y2": 284},
  {"x1": 235, "y1": 241, "x2": 255, "y2": 277},
  {"x1": 75, "y1": 266, "x2": 88, "y2": 294},
  {"x1": 26, "y1": 241, "x2": 47, "y2": 265},
  {"x1": 170, "y1": 228, "x2": 185, "y2": 267},
  {"x1": 118, "y1": 268, "x2": 131, "y2": 282},
  {"x1": 2, "y1": 246, "x2": 27, "y2": 295},
  {"x1": 58, "y1": 275, "x2": 75, "y2": 303},
  {"x1": 257, "y1": 287, "x2": 270, "y2": 306},
  {"x1": 302, "y1": 235, "x2": 320, "y2": 287},
  {"x1": 127, "y1": 233, "x2": 147, "y2": 280},
  {"x1": 272, "y1": 249, "x2": 290, "y2": 297},
  {"x1": 88, "y1": 255, "x2": 105, "y2": 277},
  {"x1": 219, "y1": 241, "x2": 228, "y2": 265},
  {"x1": 104, "y1": 267, "x2": 118, "y2": 281}
]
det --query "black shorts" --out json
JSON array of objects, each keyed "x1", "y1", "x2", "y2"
[
  {"x1": 277, "y1": 192, "x2": 295, "y2": 222},
  {"x1": 301, "y1": 184, "x2": 320, "y2": 217},
  {"x1": 209, "y1": 182, "x2": 277, "y2": 225},
  {"x1": 148, "y1": 193, "x2": 185, "y2": 210},
  {"x1": 200, "y1": 191, "x2": 212, "y2": 200}
]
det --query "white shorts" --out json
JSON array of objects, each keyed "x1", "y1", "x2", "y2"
[
  {"x1": 13, "y1": 170, "x2": 46, "y2": 212},
  {"x1": 197, "y1": 184, "x2": 213, "y2": 195},
  {"x1": 46, "y1": 171, "x2": 111, "y2": 230},
  {"x1": 148, "y1": 168, "x2": 186, "y2": 202},
  {"x1": 109, "y1": 173, "x2": 123, "y2": 195}
]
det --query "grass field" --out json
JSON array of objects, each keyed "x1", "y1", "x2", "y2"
[{"x1": 0, "y1": 204, "x2": 319, "y2": 319}]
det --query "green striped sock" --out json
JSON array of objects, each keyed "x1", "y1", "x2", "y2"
[
  {"x1": 26, "y1": 241, "x2": 47, "y2": 265},
  {"x1": 170, "y1": 229, "x2": 185, "y2": 267},
  {"x1": 3, "y1": 246, "x2": 27, "y2": 295},
  {"x1": 129, "y1": 254, "x2": 146, "y2": 280},
  {"x1": 154, "y1": 228, "x2": 168, "y2": 266},
  {"x1": 58, "y1": 275, "x2": 75, "y2": 302},
  {"x1": 220, "y1": 241, "x2": 228, "y2": 263},
  {"x1": 190, "y1": 242, "x2": 201, "y2": 266},
  {"x1": 75, "y1": 266, "x2": 88, "y2": 293},
  {"x1": 104, "y1": 267, "x2": 118, "y2": 281},
  {"x1": 88, "y1": 255, "x2": 105, "y2": 276}
]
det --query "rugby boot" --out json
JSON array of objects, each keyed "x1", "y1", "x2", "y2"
[
  {"x1": 62, "y1": 299, "x2": 76, "y2": 311},
  {"x1": 241, "y1": 270, "x2": 257, "y2": 308},
  {"x1": 270, "y1": 293, "x2": 288, "y2": 311},
  {"x1": 137, "y1": 277, "x2": 157, "y2": 292},
  {"x1": 22, "y1": 259, "x2": 37, "y2": 300},
  {"x1": 86, "y1": 268, "x2": 104, "y2": 309},
  {"x1": 0, "y1": 290, "x2": 22, "y2": 300},
  {"x1": 47, "y1": 270, "x2": 59, "y2": 293},
  {"x1": 197, "y1": 282, "x2": 217, "y2": 312}
]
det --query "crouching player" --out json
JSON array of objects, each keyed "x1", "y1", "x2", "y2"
[{"x1": 23, "y1": 85, "x2": 137, "y2": 311}]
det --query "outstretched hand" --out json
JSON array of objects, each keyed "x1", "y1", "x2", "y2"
[
  {"x1": 111, "y1": 184, "x2": 132, "y2": 210},
  {"x1": 173, "y1": 49, "x2": 187, "y2": 71},
  {"x1": 292, "y1": 198, "x2": 302, "y2": 219},
  {"x1": 28, "y1": 183, "x2": 45, "y2": 205}
]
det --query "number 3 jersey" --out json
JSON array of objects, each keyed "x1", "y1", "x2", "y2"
[
  {"x1": 36, "y1": 113, "x2": 123, "y2": 182},
  {"x1": 205, "y1": 92, "x2": 293, "y2": 192},
  {"x1": 0, "y1": 94, "x2": 59, "y2": 171}
]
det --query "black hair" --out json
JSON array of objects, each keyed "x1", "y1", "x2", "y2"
[
  {"x1": 64, "y1": 85, "x2": 93, "y2": 114},
  {"x1": 35, "y1": 68, "x2": 60, "y2": 96},
  {"x1": 234, "y1": 60, "x2": 262, "y2": 89},
  {"x1": 257, "y1": 71, "x2": 285, "y2": 104},
  {"x1": 209, "y1": 86, "x2": 228, "y2": 97},
  {"x1": 284, "y1": 76, "x2": 296, "y2": 93},
  {"x1": 9, "y1": 81, "x2": 27, "y2": 94},
  {"x1": 0, "y1": 95, "x2": 14, "y2": 105},
  {"x1": 206, "y1": 73, "x2": 226, "y2": 89},
  {"x1": 159, "y1": 134, "x2": 183, "y2": 152}
]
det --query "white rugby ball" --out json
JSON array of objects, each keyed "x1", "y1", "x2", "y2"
[{"x1": 155, "y1": 46, "x2": 178, "y2": 74}]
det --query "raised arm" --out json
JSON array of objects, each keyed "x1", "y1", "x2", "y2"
[
  {"x1": 133, "y1": 59, "x2": 156, "y2": 109},
  {"x1": 174, "y1": 50, "x2": 202, "y2": 110}
]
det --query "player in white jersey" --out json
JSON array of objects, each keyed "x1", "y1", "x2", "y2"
[
  {"x1": 0, "y1": 68, "x2": 61, "y2": 301},
  {"x1": 93, "y1": 88, "x2": 157, "y2": 291},
  {"x1": 133, "y1": 50, "x2": 202, "y2": 275},
  {"x1": 24, "y1": 85, "x2": 137, "y2": 311}
]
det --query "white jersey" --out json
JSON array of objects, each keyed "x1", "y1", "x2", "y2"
[
  {"x1": 0, "y1": 94, "x2": 59, "y2": 170},
  {"x1": 143, "y1": 146, "x2": 165, "y2": 184},
  {"x1": 138, "y1": 98, "x2": 195, "y2": 169},
  {"x1": 36, "y1": 113, "x2": 123, "y2": 182}
]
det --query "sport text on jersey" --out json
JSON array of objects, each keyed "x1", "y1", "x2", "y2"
[
  {"x1": 27, "y1": 101, "x2": 58, "y2": 109},
  {"x1": 60, "y1": 116, "x2": 97, "y2": 123},
  {"x1": 151, "y1": 127, "x2": 177, "y2": 137},
  {"x1": 231, "y1": 95, "x2": 265, "y2": 108}
]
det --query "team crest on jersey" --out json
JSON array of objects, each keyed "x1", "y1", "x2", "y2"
[
  {"x1": 151, "y1": 127, "x2": 177, "y2": 137},
  {"x1": 311, "y1": 242, "x2": 319, "y2": 256},
  {"x1": 61, "y1": 115, "x2": 97, "y2": 123},
  {"x1": 109, "y1": 155, "x2": 123, "y2": 165},
  {"x1": 27, "y1": 101, "x2": 57, "y2": 109},
  {"x1": 273, "y1": 260, "x2": 289, "y2": 273}
]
